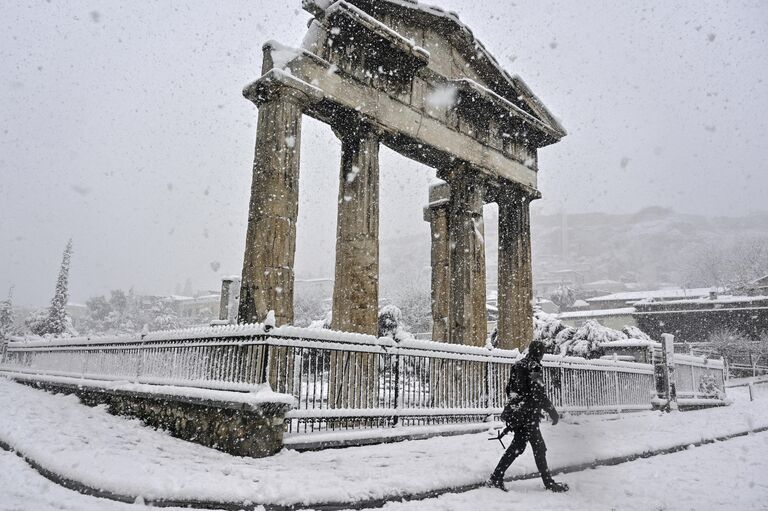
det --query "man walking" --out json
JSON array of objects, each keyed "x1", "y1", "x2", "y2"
[{"x1": 488, "y1": 339, "x2": 569, "y2": 492}]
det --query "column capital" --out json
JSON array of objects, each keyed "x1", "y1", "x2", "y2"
[
  {"x1": 496, "y1": 182, "x2": 541, "y2": 206},
  {"x1": 330, "y1": 111, "x2": 385, "y2": 142},
  {"x1": 243, "y1": 69, "x2": 325, "y2": 108}
]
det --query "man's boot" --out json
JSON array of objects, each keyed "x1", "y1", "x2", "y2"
[
  {"x1": 485, "y1": 476, "x2": 508, "y2": 492},
  {"x1": 543, "y1": 478, "x2": 569, "y2": 492}
]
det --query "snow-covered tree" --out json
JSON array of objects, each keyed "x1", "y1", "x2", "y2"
[
  {"x1": 549, "y1": 285, "x2": 575, "y2": 311},
  {"x1": 28, "y1": 240, "x2": 76, "y2": 337},
  {"x1": 707, "y1": 328, "x2": 748, "y2": 360},
  {"x1": 150, "y1": 300, "x2": 180, "y2": 331},
  {"x1": 0, "y1": 287, "x2": 14, "y2": 338},
  {"x1": 46, "y1": 239, "x2": 74, "y2": 336}
]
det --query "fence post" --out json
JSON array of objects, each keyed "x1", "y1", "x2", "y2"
[
  {"x1": 484, "y1": 361, "x2": 492, "y2": 416},
  {"x1": 690, "y1": 362, "x2": 697, "y2": 398},
  {"x1": 661, "y1": 333, "x2": 678, "y2": 411},
  {"x1": 613, "y1": 353, "x2": 621, "y2": 413},
  {"x1": 392, "y1": 352, "x2": 400, "y2": 426},
  {"x1": 0, "y1": 336, "x2": 7, "y2": 365}
]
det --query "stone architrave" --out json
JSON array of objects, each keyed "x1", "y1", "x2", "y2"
[
  {"x1": 497, "y1": 188, "x2": 534, "y2": 350},
  {"x1": 331, "y1": 121, "x2": 381, "y2": 336},
  {"x1": 424, "y1": 181, "x2": 451, "y2": 343},
  {"x1": 445, "y1": 165, "x2": 487, "y2": 346}
]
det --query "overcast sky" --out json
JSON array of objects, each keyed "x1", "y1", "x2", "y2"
[{"x1": 1, "y1": 1, "x2": 766, "y2": 306}]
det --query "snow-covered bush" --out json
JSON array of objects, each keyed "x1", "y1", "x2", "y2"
[
  {"x1": 559, "y1": 320, "x2": 627, "y2": 358},
  {"x1": 622, "y1": 325, "x2": 651, "y2": 341},
  {"x1": 377, "y1": 305, "x2": 414, "y2": 342},
  {"x1": 532, "y1": 311, "x2": 651, "y2": 359},
  {"x1": 378, "y1": 304, "x2": 402, "y2": 338},
  {"x1": 308, "y1": 311, "x2": 332, "y2": 330}
]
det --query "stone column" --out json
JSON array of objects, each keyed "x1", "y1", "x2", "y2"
[
  {"x1": 238, "y1": 96, "x2": 303, "y2": 326},
  {"x1": 423, "y1": 181, "x2": 451, "y2": 342},
  {"x1": 445, "y1": 165, "x2": 487, "y2": 346},
  {"x1": 331, "y1": 121, "x2": 380, "y2": 335},
  {"x1": 497, "y1": 188, "x2": 534, "y2": 350},
  {"x1": 218, "y1": 276, "x2": 241, "y2": 323}
]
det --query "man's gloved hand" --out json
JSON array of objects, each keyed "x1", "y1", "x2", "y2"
[{"x1": 549, "y1": 409, "x2": 559, "y2": 426}]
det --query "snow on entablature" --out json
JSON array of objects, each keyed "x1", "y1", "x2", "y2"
[
  {"x1": 303, "y1": 0, "x2": 566, "y2": 140},
  {"x1": 452, "y1": 78, "x2": 564, "y2": 145},
  {"x1": 324, "y1": 1, "x2": 430, "y2": 68}
]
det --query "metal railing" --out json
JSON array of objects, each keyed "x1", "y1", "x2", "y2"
[
  {"x1": 1, "y1": 325, "x2": 658, "y2": 435},
  {"x1": 672, "y1": 353, "x2": 726, "y2": 401}
]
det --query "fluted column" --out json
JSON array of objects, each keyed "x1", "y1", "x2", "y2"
[
  {"x1": 238, "y1": 95, "x2": 303, "y2": 326},
  {"x1": 497, "y1": 188, "x2": 534, "y2": 350},
  {"x1": 331, "y1": 121, "x2": 380, "y2": 335},
  {"x1": 445, "y1": 165, "x2": 487, "y2": 346},
  {"x1": 423, "y1": 181, "x2": 451, "y2": 342}
]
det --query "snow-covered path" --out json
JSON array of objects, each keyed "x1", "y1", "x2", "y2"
[
  {"x1": 1, "y1": 377, "x2": 767, "y2": 508},
  {"x1": 364, "y1": 432, "x2": 768, "y2": 511},
  {"x1": 3, "y1": 425, "x2": 767, "y2": 511}
]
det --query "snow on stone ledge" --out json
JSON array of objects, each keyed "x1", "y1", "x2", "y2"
[{"x1": 4, "y1": 371, "x2": 297, "y2": 408}]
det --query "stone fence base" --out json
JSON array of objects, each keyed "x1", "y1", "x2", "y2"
[{"x1": 6, "y1": 373, "x2": 293, "y2": 458}]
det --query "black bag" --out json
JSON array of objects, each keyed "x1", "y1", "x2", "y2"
[
  {"x1": 500, "y1": 395, "x2": 523, "y2": 428},
  {"x1": 500, "y1": 363, "x2": 523, "y2": 427}
]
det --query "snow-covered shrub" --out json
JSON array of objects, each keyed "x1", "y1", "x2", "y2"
[
  {"x1": 25, "y1": 309, "x2": 50, "y2": 336},
  {"x1": 560, "y1": 320, "x2": 628, "y2": 358},
  {"x1": 622, "y1": 325, "x2": 651, "y2": 341},
  {"x1": 308, "y1": 311, "x2": 332, "y2": 330},
  {"x1": 533, "y1": 311, "x2": 568, "y2": 352},
  {"x1": 378, "y1": 304, "x2": 403, "y2": 338},
  {"x1": 532, "y1": 311, "x2": 651, "y2": 359},
  {"x1": 377, "y1": 305, "x2": 414, "y2": 342}
]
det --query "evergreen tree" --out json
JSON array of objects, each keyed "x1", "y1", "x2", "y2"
[
  {"x1": 0, "y1": 286, "x2": 14, "y2": 338},
  {"x1": 45, "y1": 239, "x2": 74, "y2": 336}
]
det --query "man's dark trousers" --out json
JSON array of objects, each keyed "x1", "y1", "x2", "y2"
[{"x1": 491, "y1": 423, "x2": 553, "y2": 484}]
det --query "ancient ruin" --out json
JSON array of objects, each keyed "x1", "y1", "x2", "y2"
[{"x1": 238, "y1": 0, "x2": 565, "y2": 350}]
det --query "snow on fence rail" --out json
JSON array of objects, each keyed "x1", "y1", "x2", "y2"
[{"x1": 0, "y1": 325, "x2": 658, "y2": 435}]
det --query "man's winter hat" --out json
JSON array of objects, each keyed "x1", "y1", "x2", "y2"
[{"x1": 527, "y1": 339, "x2": 546, "y2": 359}]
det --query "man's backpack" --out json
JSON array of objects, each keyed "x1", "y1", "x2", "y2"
[{"x1": 499, "y1": 363, "x2": 524, "y2": 428}]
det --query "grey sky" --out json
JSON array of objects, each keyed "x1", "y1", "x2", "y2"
[{"x1": 1, "y1": 1, "x2": 766, "y2": 306}]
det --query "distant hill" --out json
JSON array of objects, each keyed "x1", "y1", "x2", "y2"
[
  {"x1": 531, "y1": 208, "x2": 768, "y2": 291},
  {"x1": 374, "y1": 208, "x2": 768, "y2": 298}
]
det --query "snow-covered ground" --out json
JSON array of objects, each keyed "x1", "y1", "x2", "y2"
[
  {"x1": 369, "y1": 432, "x2": 768, "y2": 511},
  {"x1": 0, "y1": 450, "x2": 228, "y2": 511},
  {"x1": 1, "y1": 377, "x2": 767, "y2": 509}
]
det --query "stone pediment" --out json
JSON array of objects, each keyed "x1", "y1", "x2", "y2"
[{"x1": 303, "y1": 0, "x2": 566, "y2": 144}]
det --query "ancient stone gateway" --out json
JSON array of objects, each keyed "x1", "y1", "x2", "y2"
[{"x1": 238, "y1": 0, "x2": 565, "y2": 350}]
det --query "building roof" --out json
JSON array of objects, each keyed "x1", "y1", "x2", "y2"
[
  {"x1": 558, "y1": 307, "x2": 636, "y2": 320},
  {"x1": 587, "y1": 287, "x2": 723, "y2": 303},
  {"x1": 748, "y1": 275, "x2": 768, "y2": 287}
]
